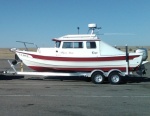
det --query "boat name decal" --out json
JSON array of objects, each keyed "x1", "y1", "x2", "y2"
[
  {"x1": 18, "y1": 53, "x2": 32, "y2": 58},
  {"x1": 92, "y1": 51, "x2": 98, "y2": 54},
  {"x1": 61, "y1": 51, "x2": 73, "y2": 54}
]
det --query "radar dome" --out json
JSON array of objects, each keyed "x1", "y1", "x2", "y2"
[{"x1": 88, "y1": 24, "x2": 97, "y2": 28}]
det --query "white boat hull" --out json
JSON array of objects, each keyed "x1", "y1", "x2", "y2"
[{"x1": 16, "y1": 51, "x2": 142, "y2": 72}]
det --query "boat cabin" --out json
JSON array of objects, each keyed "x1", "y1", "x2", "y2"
[
  {"x1": 49, "y1": 34, "x2": 124, "y2": 57},
  {"x1": 36, "y1": 23, "x2": 124, "y2": 57}
]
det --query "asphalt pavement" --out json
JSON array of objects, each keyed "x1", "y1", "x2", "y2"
[{"x1": 0, "y1": 59, "x2": 150, "y2": 116}]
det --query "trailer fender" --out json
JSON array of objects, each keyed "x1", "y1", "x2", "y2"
[
  {"x1": 107, "y1": 69, "x2": 124, "y2": 77},
  {"x1": 90, "y1": 70, "x2": 106, "y2": 77}
]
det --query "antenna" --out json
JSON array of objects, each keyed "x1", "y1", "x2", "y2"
[{"x1": 77, "y1": 27, "x2": 80, "y2": 34}]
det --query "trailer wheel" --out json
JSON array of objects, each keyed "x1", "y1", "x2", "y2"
[
  {"x1": 108, "y1": 72, "x2": 122, "y2": 84},
  {"x1": 91, "y1": 72, "x2": 105, "y2": 84}
]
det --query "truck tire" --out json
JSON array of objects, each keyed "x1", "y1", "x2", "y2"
[
  {"x1": 108, "y1": 72, "x2": 123, "y2": 84},
  {"x1": 91, "y1": 72, "x2": 105, "y2": 84}
]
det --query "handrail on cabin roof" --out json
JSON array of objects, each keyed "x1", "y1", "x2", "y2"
[{"x1": 62, "y1": 34, "x2": 96, "y2": 38}]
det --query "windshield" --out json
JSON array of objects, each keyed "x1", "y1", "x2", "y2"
[{"x1": 55, "y1": 41, "x2": 61, "y2": 48}]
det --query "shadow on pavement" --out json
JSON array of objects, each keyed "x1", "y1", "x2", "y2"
[
  {"x1": 0, "y1": 75, "x2": 24, "y2": 80},
  {"x1": 43, "y1": 76, "x2": 92, "y2": 82},
  {"x1": 45, "y1": 76, "x2": 150, "y2": 84},
  {"x1": 26, "y1": 76, "x2": 150, "y2": 84},
  {"x1": 0, "y1": 74, "x2": 150, "y2": 84},
  {"x1": 125, "y1": 76, "x2": 150, "y2": 83}
]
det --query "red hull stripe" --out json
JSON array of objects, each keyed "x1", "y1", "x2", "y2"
[
  {"x1": 29, "y1": 66, "x2": 135, "y2": 72},
  {"x1": 17, "y1": 51, "x2": 139, "y2": 62}
]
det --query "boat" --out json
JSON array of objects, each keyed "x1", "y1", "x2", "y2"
[
  {"x1": 10, "y1": 24, "x2": 148, "y2": 73},
  {"x1": 9, "y1": 23, "x2": 148, "y2": 84}
]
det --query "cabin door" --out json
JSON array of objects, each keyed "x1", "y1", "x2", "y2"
[{"x1": 85, "y1": 41, "x2": 99, "y2": 57}]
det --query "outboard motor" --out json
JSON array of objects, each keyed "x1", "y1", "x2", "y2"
[
  {"x1": 136, "y1": 48, "x2": 148, "y2": 75},
  {"x1": 136, "y1": 48, "x2": 148, "y2": 61}
]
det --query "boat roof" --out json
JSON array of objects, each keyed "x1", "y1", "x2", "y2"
[{"x1": 52, "y1": 34, "x2": 100, "y2": 41}]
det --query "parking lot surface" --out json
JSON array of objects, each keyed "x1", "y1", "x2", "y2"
[{"x1": 0, "y1": 59, "x2": 150, "y2": 116}]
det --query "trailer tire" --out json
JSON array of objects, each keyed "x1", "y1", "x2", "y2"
[
  {"x1": 91, "y1": 72, "x2": 105, "y2": 84},
  {"x1": 108, "y1": 72, "x2": 123, "y2": 84}
]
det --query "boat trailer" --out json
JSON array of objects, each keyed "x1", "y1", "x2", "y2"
[{"x1": 1, "y1": 46, "x2": 148, "y2": 84}]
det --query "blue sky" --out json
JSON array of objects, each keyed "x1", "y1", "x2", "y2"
[{"x1": 0, "y1": 0, "x2": 150, "y2": 48}]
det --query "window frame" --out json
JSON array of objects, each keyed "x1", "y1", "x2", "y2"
[
  {"x1": 86, "y1": 41, "x2": 96, "y2": 49},
  {"x1": 55, "y1": 41, "x2": 61, "y2": 48},
  {"x1": 62, "y1": 41, "x2": 83, "y2": 49}
]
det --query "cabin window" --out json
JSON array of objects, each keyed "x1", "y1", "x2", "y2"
[
  {"x1": 74, "y1": 42, "x2": 83, "y2": 48},
  {"x1": 62, "y1": 42, "x2": 73, "y2": 48},
  {"x1": 62, "y1": 42, "x2": 83, "y2": 48},
  {"x1": 56, "y1": 41, "x2": 61, "y2": 48},
  {"x1": 86, "y1": 42, "x2": 96, "y2": 48}
]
